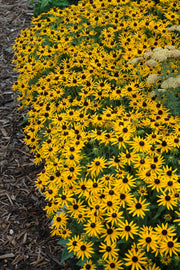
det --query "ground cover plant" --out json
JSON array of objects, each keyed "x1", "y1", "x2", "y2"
[
  {"x1": 12, "y1": 0, "x2": 180, "y2": 269},
  {"x1": 30, "y1": 0, "x2": 79, "y2": 15}
]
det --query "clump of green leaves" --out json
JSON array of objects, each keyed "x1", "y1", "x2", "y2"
[
  {"x1": 150, "y1": 56, "x2": 180, "y2": 117},
  {"x1": 30, "y1": 0, "x2": 78, "y2": 15}
]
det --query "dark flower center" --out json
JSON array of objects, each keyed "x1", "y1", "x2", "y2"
[
  {"x1": 167, "y1": 170, "x2": 172, "y2": 176},
  {"x1": 110, "y1": 263, "x2": 115, "y2": 268},
  {"x1": 146, "y1": 237, "x2": 152, "y2": 243},
  {"x1": 107, "y1": 228, "x2": 113, "y2": 234},
  {"x1": 80, "y1": 245, "x2": 86, "y2": 251},
  {"x1": 165, "y1": 195, "x2": 171, "y2": 201},
  {"x1": 139, "y1": 141, "x2": 144, "y2": 146},
  {"x1": 132, "y1": 256, "x2": 138, "y2": 262},
  {"x1": 167, "y1": 181, "x2": 173, "y2": 186},
  {"x1": 123, "y1": 177, "x2": 128, "y2": 183},
  {"x1": 136, "y1": 203, "x2": 142, "y2": 209},
  {"x1": 107, "y1": 201, "x2": 113, "y2": 206},
  {"x1": 120, "y1": 194, "x2": 126, "y2": 200},
  {"x1": 162, "y1": 230, "x2": 167, "y2": 235},
  {"x1": 155, "y1": 179, "x2": 160, "y2": 184},
  {"x1": 73, "y1": 204, "x2": 79, "y2": 209},
  {"x1": 168, "y1": 241, "x2": 174, "y2": 248},
  {"x1": 125, "y1": 225, "x2": 131, "y2": 232},
  {"x1": 106, "y1": 246, "x2": 112, "y2": 252},
  {"x1": 162, "y1": 141, "x2": 167, "y2": 146}
]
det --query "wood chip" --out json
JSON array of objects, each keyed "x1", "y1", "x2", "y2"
[{"x1": 0, "y1": 253, "x2": 15, "y2": 259}]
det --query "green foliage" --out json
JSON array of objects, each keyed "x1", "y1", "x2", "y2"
[{"x1": 30, "y1": 0, "x2": 79, "y2": 15}]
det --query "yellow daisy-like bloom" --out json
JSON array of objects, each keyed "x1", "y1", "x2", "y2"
[
  {"x1": 59, "y1": 227, "x2": 72, "y2": 239},
  {"x1": 101, "y1": 224, "x2": 121, "y2": 245},
  {"x1": 67, "y1": 235, "x2": 81, "y2": 253},
  {"x1": 84, "y1": 220, "x2": 104, "y2": 238},
  {"x1": 157, "y1": 192, "x2": 178, "y2": 210},
  {"x1": 99, "y1": 242, "x2": 119, "y2": 261},
  {"x1": 159, "y1": 237, "x2": 180, "y2": 257},
  {"x1": 76, "y1": 241, "x2": 94, "y2": 260},
  {"x1": 127, "y1": 197, "x2": 150, "y2": 218},
  {"x1": 145, "y1": 263, "x2": 161, "y2": 270},
  {"x1": 138, "y1": 228, "x2": 158, "y2": 252},
  {"x1": 130, "y1": 136, "x2": 150, "y2": 153},
  {"x1": 51, "y1": 211, "x2": 68, "y2": 230},
  {"x1": 105, "y1": 210, "x2": 124, "y2": 226},
  {"x1": 104, "y1": 257, "x2": 123, "y2": 270},
  {"x1": 87, "y1": 157, "x2": 107, "y2": 177},
  {"x1": 81, "y1": 260, "x2": 97, "y2": 270},
  {"x1": 119, "y1": 220, "x2": 139, "y2": 241},
  {"x1": 124, "y1": 247, "x2": 147, "y2": 270},
  {"x1": 154, "y1": 223, "x2": 176, "y2": 241},
  {"x1": 116, "y1": 173, "x2": 136, "y2": 192}
]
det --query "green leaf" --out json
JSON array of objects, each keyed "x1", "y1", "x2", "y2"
[
  {"x1": 19, "y1": 115, "x2": 29, "y2": 126},
  {"x1": 30, "y1": 0, "x2": 34, "y2": 4},
  {"x1": 61, "y1": 247, "x2": 74, "y2": 263},
  {"x1": 117, "y1": 239, "x2": 128, "y2": 244},
  {"x1": 57, "y1": 238, "x2": 69, "y2": 246},
  {"x1": 76, "y1": 259, "x2": 87, "y2": 267},
  {"x1": 5, "y1": 47, "x2": 13, "y2": 53},
  {"x1": 152, "y1": 206, "x2": 165, "y2": 220},
  {"x1": 41, "y1": 0, "x2": 50, "y2": 9},
  {"x1": 53, "y1": 0, "x2": 69, "y2": 6}
]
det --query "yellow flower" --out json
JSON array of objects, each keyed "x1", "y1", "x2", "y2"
[
  {"x1": 76, "y1": 241, "x2": 94, "y2": 260},
  {"x1": 138, "y1": 227, "x2": 158, "y2": 252},
  {"x1": 119, "y1": 220, "x2": 139, "y2": 241},
  {"x1": 84, "y1": 220, "x2": 104, "y2": 238},
  {"x1": 160, "y1": 238, "x2": 180, "y2": 257},
  {"x1": 127, "y1": 197, "x2": 150, "y2": 218},
  {"x1": 124, "y1": 247, "x2": 147, "y2": 270},
  {"x1": 99, "y1": 242, "x2": 119, "y2": 261},
  {"x1": 87, "y1": 157, "x2": 107, "y2": 177},
  {"x1": 157, "y1": 192, "x2": 178, "y2": 210}
]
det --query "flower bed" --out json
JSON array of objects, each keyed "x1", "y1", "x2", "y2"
[{"x1": 13, "y1": 0, "x2": 180, "y2": 269}]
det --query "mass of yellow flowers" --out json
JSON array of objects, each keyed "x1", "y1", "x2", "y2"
[{"x1": 12, "y1": 0, "x2": 180, "y2": 269}]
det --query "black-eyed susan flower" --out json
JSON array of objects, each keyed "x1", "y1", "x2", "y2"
[
  {"x1": 84, "y1": 220, "x2": 104, "y2": 238},
  {"x1": 76, "y1": 241, "x2": 94, "y2": 260},
  {"x1": 154, "y1": 223, "x2": 176, "y2": 241},
  {"x1": 124, "y1": 247, "x2": 147, "y2": 270},
  {"x1": 127, "y1": 197, "x2": 150, "y2": 218},
  {"x1": 99, "y1": 242, "x2": 119, "y2": 261},
  {"x1": 119, "y1": 220, "x2": 139, "y2": 241},
  {"x1": 101, "y1": 224, "x2": 121, "y2": 245},
  {"x1": 157, "y1": 192, "x2": 178, "y2": 210},
  {"x1": 51, "y1": 211, "x2": 68, "y2": 230},
  {"x1": 105, "y1": 210, "x2": 124, "y2": 226},
  {"x1": 138, "y1": 227, "x2": 158, "y2": 252},
  {"x1": 104, "y1": 257, "x2": 123, "y2": 270},
  {"x1": 67, "y1": 234, "x2": 81, "y2": 253},
  {"x1": 87, "y1": 157, "x2": 107, "y2": 177},
  {"x1": 116, "y1": 174, "x2": 136, "y2": 192},
  {"x1": 159, "y1": 237, "x2": 180, "y2": 257},
  {"x1": 81, "y1": 260, "x2": 96, "y2": 270},
  {"x1": 130, "y1": 136, "x2": 150, "y2": 153}
]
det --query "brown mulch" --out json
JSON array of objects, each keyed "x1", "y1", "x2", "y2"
[{"x1": 0, "y1": 0, "x2": 77, "y2": 269}]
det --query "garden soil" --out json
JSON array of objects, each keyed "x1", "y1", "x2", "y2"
[{"x1": 0, "y1": 0, "x2": 77, "y2": 269}]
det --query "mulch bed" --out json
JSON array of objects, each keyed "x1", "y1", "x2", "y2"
[{"x1": 0, "y1": 0, "x2": 76, "y2": 269}]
